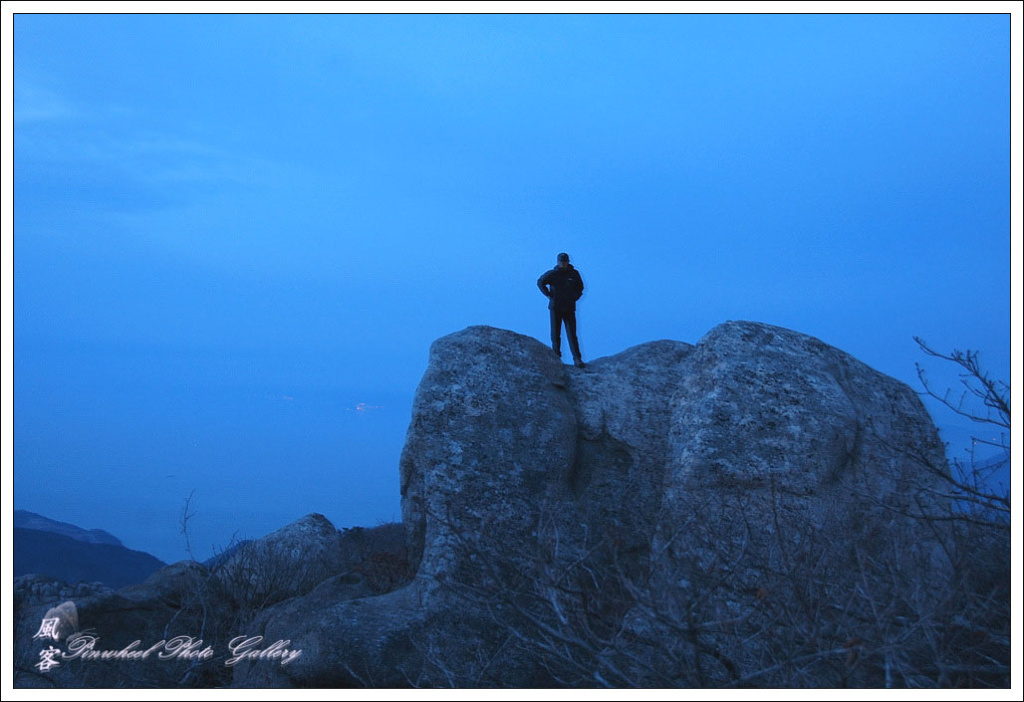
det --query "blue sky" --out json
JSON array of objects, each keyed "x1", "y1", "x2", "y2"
[{"x1": 8, "y1": 12, "x2": 1015, "y2": 562}]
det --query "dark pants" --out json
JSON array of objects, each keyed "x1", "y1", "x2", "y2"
[{"x1": 550, "y1": 308, "x2": 582, "y2": 360}]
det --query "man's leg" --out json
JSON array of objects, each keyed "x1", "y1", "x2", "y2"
[
  {"x1": 550, "y1": 308, "x2": 562, "y2": 356},
  {"x1": 564, "y1": 310, "x2": 583, "y2": 364}
]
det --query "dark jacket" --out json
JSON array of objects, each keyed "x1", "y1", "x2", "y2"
[{"x1": 537, "y1": 264, "x2": 585, "y2": 311}]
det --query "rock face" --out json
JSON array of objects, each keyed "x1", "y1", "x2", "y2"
[
  {"x1": 657, "y1": 321, "x2": 948, "y2": 548},
  {"x1": 234, "y1": 321, "x2": 947, "y2": 687},
  {"x1": 399, "y1": 325, "x2": 579, "y2": 580}
]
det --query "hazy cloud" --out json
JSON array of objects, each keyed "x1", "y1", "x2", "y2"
[{"x1": 13, "y1": 77, "x2": 79, "y2": 124}]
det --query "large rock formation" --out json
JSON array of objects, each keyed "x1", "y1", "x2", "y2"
[
  {"x1": 15, "y1": 321, "x2": 952, "y2": 688},
  {"x1": 233, "y1": 321, "x2": 948, "y2": 687}
]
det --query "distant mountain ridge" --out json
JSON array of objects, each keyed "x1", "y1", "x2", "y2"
[
  {"x1": 14, "y1": 512, "x2": 165, "y2": 589},
  {"x1": 14, "y1": 510, "x2": 123, "y2": 546}
]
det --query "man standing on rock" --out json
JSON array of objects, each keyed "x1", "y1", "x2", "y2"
[{"x1": 537, "y1": 252, "x2": 586, "y2": 368}]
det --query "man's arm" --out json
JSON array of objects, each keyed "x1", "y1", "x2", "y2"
[
  {"x1": 574, "y1": 272, "x2": 584, "y2": 301},
  {"x1": 537, "y1": 271, "x2": 552, "y2": 297}
]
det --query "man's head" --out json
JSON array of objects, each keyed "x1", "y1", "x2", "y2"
[{"x1": 557, "y1": 252, "x2": 570, "y2": 268}]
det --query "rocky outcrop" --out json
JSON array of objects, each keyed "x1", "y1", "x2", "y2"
[
  {"x1": 234, "y1": 321, "x2": 947, "y2": 687},
  {"x1": 213, "y1": 513, "x2": 347, "y2": 612},
  {"x1": 14, "y1": 575, "x2": 113, "y2": 608},
  {"x1": 14, "y1": 321, "x2": 950, "y2": 688}
]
